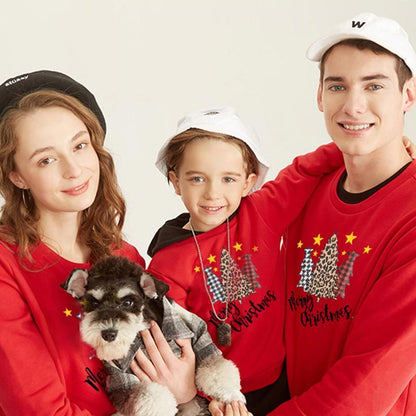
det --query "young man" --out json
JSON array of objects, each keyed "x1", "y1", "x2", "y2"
[{"x1": 272, "y1": 12, "x2": 416, "y2": 415}]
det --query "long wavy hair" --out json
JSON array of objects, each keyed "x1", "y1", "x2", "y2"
[{"x1": 0, "y1": 90, "x2": 125, "y2": 262}]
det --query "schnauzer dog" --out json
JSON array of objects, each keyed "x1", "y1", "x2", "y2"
[{"x1": 62, "y1": 255, "x2": 245, "y2": 416}]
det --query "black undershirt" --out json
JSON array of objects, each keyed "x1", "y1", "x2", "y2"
[{"x1": 337, "y1": 162, "x2": 411, "y2": 204}]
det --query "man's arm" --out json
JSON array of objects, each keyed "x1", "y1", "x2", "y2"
[{"x1": 271, "y1": 228, "x2": 416, "y2": 415}]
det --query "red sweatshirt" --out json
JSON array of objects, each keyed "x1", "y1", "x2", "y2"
[
  {"x1": 0, "y1": 240, "x2": 145, "y2": 416},
  {"x1": 147, "y1": 143, "x2": 343, "y2": 395},
  {"x1": 273, "y1": 163, "x2": 416, "y2": 415}
]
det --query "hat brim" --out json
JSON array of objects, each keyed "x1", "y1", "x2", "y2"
[
  {"x1": 155, "y1": 128, "x2": 269, "y2": 193},
  {"x1": 307, "y1": 32, "x2": 416, "y2": 76}
]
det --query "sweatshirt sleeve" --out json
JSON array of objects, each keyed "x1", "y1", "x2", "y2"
[
  {"x1": 0, "y1": 269, "x2": 99, "y2": 415},
  {"x1": 248, "y1": 142, "x2": 343, "y2": 236},
  {"x1": 271, "y1": 228, "x2": 416, "y2": 415}
]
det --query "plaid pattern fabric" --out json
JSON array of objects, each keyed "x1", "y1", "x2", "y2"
[
  {"x1": 105, "y1": 297, "x2": 221, "y2": 393},
  {"x1": 335, "y1": 251, "x2": 359, "y2": 298},
  {"x1": 205, "y1": 267, "x2": 225, "y2": 303},
  {"x1": 297, "y1": 248, "x2": 314, "y2": 290},
  {"x1": 242, "y1": 254, "x2": 261, "y2": 289}
]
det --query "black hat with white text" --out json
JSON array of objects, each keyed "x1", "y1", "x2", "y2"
[{"x1": 0, "y1": 70, "x2": 106, "y2": 132}]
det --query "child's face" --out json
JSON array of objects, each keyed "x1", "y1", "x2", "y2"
[
  {"x1": 169, "y1": 138, "x2": 257, "y2": 232},
  {"x1": 9, "y1": 106, "x2": 100, "y2": 222}
]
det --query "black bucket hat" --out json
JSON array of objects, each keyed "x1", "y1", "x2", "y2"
[{"x1": 0, "y1": 70, "x2": 106, "y2": 133}]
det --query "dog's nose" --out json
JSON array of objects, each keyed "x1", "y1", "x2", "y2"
[{"x1": 101, "y1": 329, "x2": 118, "y2": 342}]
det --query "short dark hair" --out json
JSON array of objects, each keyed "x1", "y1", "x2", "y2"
[{"x1": 319, "y1": 39, "x2": 412, "y2": 89}]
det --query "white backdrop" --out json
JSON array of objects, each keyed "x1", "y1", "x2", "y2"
[{"x1": 1, "y1": 0, "x2": 415, "y2": 263}]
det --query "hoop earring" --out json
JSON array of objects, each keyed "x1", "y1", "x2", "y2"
[{"x1": 22, "y1": 189, "x2": 30, "y2": 209}]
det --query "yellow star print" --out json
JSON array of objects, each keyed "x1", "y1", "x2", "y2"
[
  {"x1": 207, "y1": 254, "x2": 216, "y2": 264},
  {"x1": 363, "y1": 245, "x2": 372, "y2": 254},
  {"x1": 252, "y1": 246, "x2": 259, "y2": 252},
  {"x1": 194, "y1": 266, "x2": 200, "y2": 272},
  {"x1": 297, "y1": 241, "x2": 304, "y2": 248},
  {"x1": 345, "y1": 232, "x2": 357, "y2": 244},
  {"x1": 313, "y1": 234, "x2": 323, "y2": 246},
  {"x1": 233, "y1": 242, "x2": 242, "y2": 252},
  {"x1": 63, "y1": 308, "x2": 72, "y2": 317}
]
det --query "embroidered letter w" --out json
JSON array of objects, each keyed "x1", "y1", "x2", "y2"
[{"x1": 352, "y1": 20, "x2": 366, "y2": 29}]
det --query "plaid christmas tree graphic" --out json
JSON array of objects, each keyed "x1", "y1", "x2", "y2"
[
  {"x1": 335, "y1": 251, "x2": 359, "y2": 298},
  {"x1": 221, "y1": 249, "x2": 255, "y2": 303},
  {"x1": 202, "y1": 245, "x2": 261, "y2": 305},
  {"x1": 298, "y1": 247, "x2": 314, "y2": 291},
  {"x1": 298, "y1": 232, "x2": 360, "y2": 301},
  {"x1": 242, "y1": 253, "x2": 261, "y2": 290},
  {"x1": 205, "y1": 267, "x2": 226, "y2": 303}
]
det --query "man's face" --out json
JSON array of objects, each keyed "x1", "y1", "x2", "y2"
[{"x1": 317, "y1": 44, "x2": 415, "y2": 159}]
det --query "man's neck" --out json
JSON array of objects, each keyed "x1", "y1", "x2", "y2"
[{"x1": 343, "y1": 142, "x2": 411, "y2": 193}]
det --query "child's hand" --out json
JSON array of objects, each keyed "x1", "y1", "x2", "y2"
[
  {"x1": 130, "y1": 320, "x2": 197, "y2": 404},
  {"x1": 208, "y1": 399, "x2": 253, "y2": 416},
  {"x1": 403, "y1": 136, "x2": 416, "y2": 159}
]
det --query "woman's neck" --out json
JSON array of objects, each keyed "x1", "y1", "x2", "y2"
[{"x1": 38, "y1": 212, "x2": 90, "y2": 263}]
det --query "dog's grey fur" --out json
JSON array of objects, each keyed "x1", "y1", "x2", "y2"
[{"x1": 62, "y1": 255, "x2": 245, "y2": 416}]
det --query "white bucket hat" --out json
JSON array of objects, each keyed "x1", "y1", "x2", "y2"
[
  {"x1": 307, "y1": 12, "x2": 416, "y2": 76},
  {"x1": 155, "y1": 107, "x2": 269, "y2": 192}
]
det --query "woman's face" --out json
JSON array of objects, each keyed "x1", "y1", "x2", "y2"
[{"x1": 9, "y1": 106, "x2": 100, "y2": 221}]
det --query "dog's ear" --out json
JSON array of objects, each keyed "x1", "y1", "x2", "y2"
[
  {"x1": 140, "y1": 272, "x2": 170, "y2": 299},
  {"x1": 61, "y1": 268, "x2": 89, "y2": 299}
]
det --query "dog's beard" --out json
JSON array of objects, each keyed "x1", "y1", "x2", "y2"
[{"x1": 80, "y1": 312, "x2": 150, "y2": 361}]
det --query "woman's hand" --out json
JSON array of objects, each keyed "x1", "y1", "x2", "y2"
[
  {"x1": 209, "y1": 399, "x2": 253, "y2": 416},
  {"x1": 403, "y1": 136, "x2": 416, "y2": 159},
  {"x1": 130, "y1": 320, "x2": 197, "y2": 404}
]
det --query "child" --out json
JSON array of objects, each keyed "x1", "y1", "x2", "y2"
[{"x1": 147, "y1": 107, "x2": 344, "y2": 415}]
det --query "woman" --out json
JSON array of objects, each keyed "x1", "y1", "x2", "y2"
[{"x1": 0, "y1": 70, "x2": 196, "y2": 415}]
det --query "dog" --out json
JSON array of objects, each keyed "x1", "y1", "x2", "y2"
[{"x1": 61, "y1": 255, "x2": 245, "y2": 416}]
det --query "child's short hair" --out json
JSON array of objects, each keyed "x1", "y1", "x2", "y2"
[
  {"x1": 156, "y1": 107, "x2": 269, "y2": 192},
  {"x1": 163, "y1": 128, "x2": 260, "y2": 180}
]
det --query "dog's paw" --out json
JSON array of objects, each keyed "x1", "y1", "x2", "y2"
[
  {"x1": 196, "y1": 355, "x2": 246, "y2": 404},
  {"x1": 113, "y1": 381, "x2": 177, "y2": 416}
]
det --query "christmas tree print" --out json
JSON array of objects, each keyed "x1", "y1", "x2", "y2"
[
  {"x1": 205, "y1": 267, "x2": 226, "y2": 303},
  {"x1": 335, "y1": 251, "x2": 359, "y2": 298},
  {"x1": 307, "y1": 232, "x2": 339, "y2": 301},
  {"x1": 297, "y1": 247, "x2": 314, "y2": 291},
  {"x1": 221, "y1": 249, "x2": 254, "y2": 303},
  {"x1": 242, "y1": 253, "x2": 261, "y2": 290}
]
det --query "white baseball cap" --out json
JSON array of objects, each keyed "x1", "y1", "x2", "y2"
[
  {"x1": 155, "y1": 107, "x2": 269, "y2": 192},
  {"x1": 307, "y1": 12, "x2": 416, "y2": 76}
]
